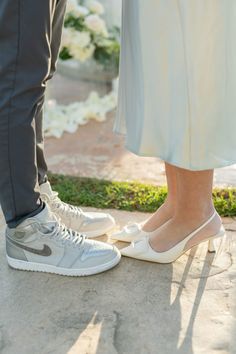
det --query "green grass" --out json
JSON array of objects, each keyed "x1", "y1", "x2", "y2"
[{"x1": 49, "y1": 173, "x2": 236, "y2": 217}]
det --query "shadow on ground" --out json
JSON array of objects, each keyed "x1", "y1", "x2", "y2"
[{"x1": 0, "y1": 209, "x2": 235, "y2": 354}]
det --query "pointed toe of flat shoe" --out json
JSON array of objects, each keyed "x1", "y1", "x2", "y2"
[
  {"x1": 111, "y1": 223, "x2": 147, "y2": 243},
  {"x1": 120, "y1": 238, "x2": 173, "y2": 263},
  {"x1": 120, "y1": 244, "x2": 135, "y2": 257},
  {"x1": 120, "y1": 238, "x2": 149, "y2": 259}
]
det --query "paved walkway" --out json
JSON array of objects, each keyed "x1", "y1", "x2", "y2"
[{"x1": 1, "y1": 208, "x2": 236, "y2": 354}]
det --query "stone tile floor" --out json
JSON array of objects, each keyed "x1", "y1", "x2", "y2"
[{"x1": 0, "y1": 209, "x2": 235, "y2": 354}]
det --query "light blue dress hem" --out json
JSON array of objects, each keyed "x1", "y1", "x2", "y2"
[
  {"x1": 125, "y1": 144, "x2": 236, "y2": 171},
  {"x1": 114, "y1": 127, "x2": 236, "y2": 171}
]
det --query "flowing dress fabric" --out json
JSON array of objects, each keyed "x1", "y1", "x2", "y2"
[{"x1": 114, "y1": 0, "x2": 236, "y2": 170}]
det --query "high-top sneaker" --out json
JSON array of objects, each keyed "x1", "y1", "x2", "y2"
[
  {"x1": 40, "y1": 181, "x2": 115, "y2": 238},
  {"x1": 6, "y1": 205, "x2": 121, "y2": 276}
]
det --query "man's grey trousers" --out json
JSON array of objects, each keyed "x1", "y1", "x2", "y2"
[{"x1": 0, "y1": 0, "x2": 67, "y2": 227}]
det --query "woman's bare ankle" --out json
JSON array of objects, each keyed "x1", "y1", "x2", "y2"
[
  {"x1": 149, "y1": 207, "x2": 222, "y2": 252},
  {"x1": 173, "y1": 205, "x2": 221, "y2": 234},
  {"x1": 142, "y1": 200, "x2": 175, "y2": 232}
]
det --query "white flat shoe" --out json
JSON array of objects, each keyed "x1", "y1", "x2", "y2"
[
  {"x1": 111, "y1": 213, "x2": 173, "y2": 243},
  {"x1": 111, "y1": 222, "x2": 157, "y2": 243},
  {"x1": 121, "y1": 211, "x2": 226, "y2": 263}
]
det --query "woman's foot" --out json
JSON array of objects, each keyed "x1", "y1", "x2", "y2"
[
  {"x1": 142, "y1": 198, "x2": 175, "y2": 232},
  {"x1": 111, "y1": 199, "x2": 174, "y2": 242},
  {"x1": 120, "y1": 210, "x2": 225, "y2": 263},
  {"x1": 149, "y1": 208, "x2": 222, "y2": 252}
]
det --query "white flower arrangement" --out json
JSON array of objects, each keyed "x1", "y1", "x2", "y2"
[
  {"x1": 60, "y1": 0, "x2": 120, "y2": 70},
  {"x1": 47, "y1": 1, "x2": 119, "y2": 138}
]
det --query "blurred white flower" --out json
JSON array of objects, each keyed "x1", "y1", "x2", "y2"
[
  {"x1": 85, "y1": 14, "x2": 108, "y2": 36},
  {"x1": 70, "y1": 31, "x2": 91, "y2": 48},
  {"x1": 74, "y1": 5, "x2": 89, "y2": 17},
  {"x1": 66, "y1": 0, "x2": 89, "y2": 17},
  {"x1": 61, "y1": 28, "x2": 72, "y2": 48},
  {"x1": 61, "y1": 28, "x2": 93, "y2": 61},
  {"x1": 70, "y1": 44, "x2": 95, "y2": 62},
  {"x1": 61, "y1": 0, "x2": 120, "y2": 67},
  {"x1": 86, "y1": 0, "x2": 104, "y2": 15},
  {"x1": 66, "y1": 0, "x2": 77, "y2": 12}
]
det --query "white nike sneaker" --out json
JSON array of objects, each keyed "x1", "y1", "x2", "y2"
[
  {"x1": 6, "y1": 205, "x2": 121, "y2": 276},
  {"x1": 40, "y1": 181, "x2": 115, "y2": 238}
]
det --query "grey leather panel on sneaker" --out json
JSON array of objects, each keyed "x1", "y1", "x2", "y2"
[
  {"x1": 6, "y1": 238, "x2": 27, "y2": 261},
  {"x1": 5, "y1": 204, "x2": 121, "y2": 276}
]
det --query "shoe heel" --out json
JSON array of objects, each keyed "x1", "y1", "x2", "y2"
[{"x1": 208, "y1": 238, "x2": 216, "y2": 253}]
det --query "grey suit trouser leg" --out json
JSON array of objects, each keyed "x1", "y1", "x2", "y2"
[{"x1": 0, "y1": 0, "x2": 67, "y2": 227}]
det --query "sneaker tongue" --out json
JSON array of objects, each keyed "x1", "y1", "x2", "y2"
[
  {"x1": 17, "y1": 204, "x2": 56, "y2": 230},
  {"x1": 34, "y1": 204, "x2": 55, "y2": 223},
  {"x1": 40, "y1": 181, "x2": 54, "y2": 197},
  {"x1": 36, "y1": 205, "x2": 60, "y2": 234}
]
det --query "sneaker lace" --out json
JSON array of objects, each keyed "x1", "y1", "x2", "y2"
[
  {"x1": 40, "y1": 214, "x2": 86, "y2": 247},
  {"x1": 48, "y1": 192, "x2": 83, "y2": 219}
]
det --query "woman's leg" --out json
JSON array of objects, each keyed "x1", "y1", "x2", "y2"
[
  {"x1": 142, "y1": 163, "x2": 177, "y2": 231},
  {"x1": 149, "y1": 165, "x2": 222, "y2": 252}
]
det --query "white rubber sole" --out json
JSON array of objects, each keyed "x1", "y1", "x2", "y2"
[{"x1": 7, "y1": 252, "x2": 121, "y2": 276}]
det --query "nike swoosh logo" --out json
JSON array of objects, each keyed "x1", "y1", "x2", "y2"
[{"x1": 8, "y1": 239, "x2": 52, "y2": 257}]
